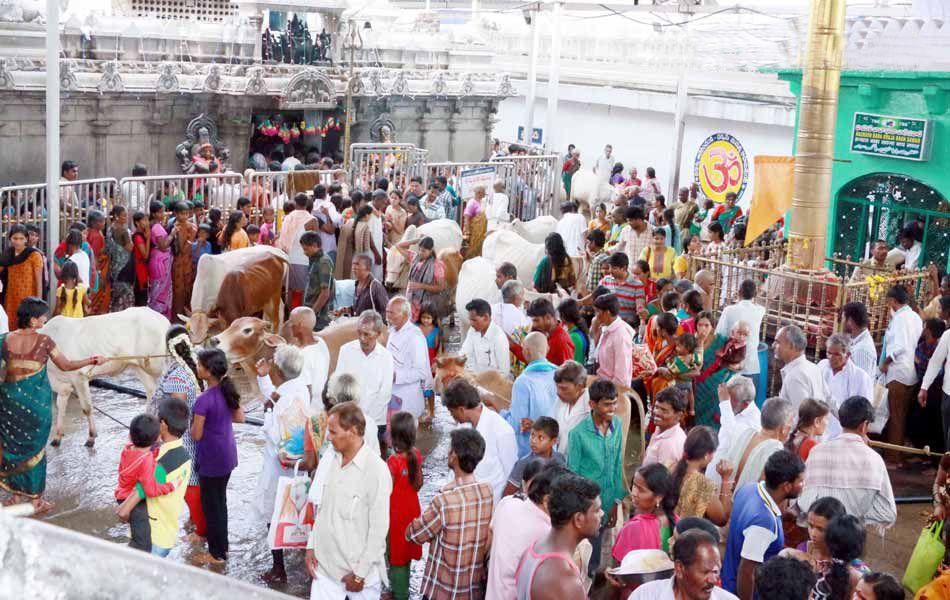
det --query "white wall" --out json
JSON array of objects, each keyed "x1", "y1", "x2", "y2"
[{"x1": 497, "y1": 95, "x2": 794, "y2": 209}]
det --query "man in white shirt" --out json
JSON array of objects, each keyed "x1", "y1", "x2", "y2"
[
  {"x1": 887, "y1": 227, "x2": 922, "y2": 270},
  {"x1": 385, "y1": 296, "x2": 432, "y2": 419},
  {"x1": 443, "y1": 378, "x2": 518, "y2": 502},
  {"x1": 312, "y1": 185, "x2": 342, "y2": 262},
  {"x1": 817, "y1": 333, "x2": 874, "y2": 440},
  {"x1": 706, "y1": 376, "x2": 760, "y2": 487},
  {"x1": 368, "y1": 191, "x2": 387, "y2": 280},
  {"x1": 716, "y1": 279, "x2": 766, "y2": 390},
  {"x1": 334, "y1": 310, "x2": 394, "y2": 458},
  {"x1": 631, "y1": 530, "x2": 738, "y2": 600},
  {"x1": 491, "y1": 280, "x2": 531, "y2": 336},
  {"x1": 555, "y1": 201, "x2": 588, "y2": 259},
  {"x1": 553, "y1": 361, "x2": 591, "y2": 455},
  {"x1": 286, "y1": 307, "x2": 330, "y2": 409},
  {"x1": 881, "y1": 284, "x2": 924, "y2": 462},
  {"x1": 593, "y1": 144, "x2": 615, "y2": 183},
  {"x1": 487, "y1": 179, "x2": 510, "y2": 231},
  {"x1": 305, "y1": 402, "x2": 391, "y2": 600},
  {"x1": 461, "y1": 299, "x2": 511, "y2": 378},
  {"x1": 842, "y1": 301, "x2": 878, "y2": 377},
  {"x1": 920, "y1": 323, "x2": 950, "y2": 450},
  {"x1": 119, "y1": 163, "x2": 148, "y2": 206},
  {"x1": 773, "y1": 325, "x2": 829, "y2": 412}
]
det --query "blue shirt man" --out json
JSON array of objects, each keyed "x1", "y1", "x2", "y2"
[{"x1": 501, "y1": 333, "x2": 558, "y2": 458}]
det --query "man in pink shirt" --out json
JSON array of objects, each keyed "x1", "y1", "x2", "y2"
[
  {"x1": 643, "y1": 388, "x2": 688, "y2": 469},
  {"x1": 593, "y1": 294, "x2": 634, "y2": 389}
]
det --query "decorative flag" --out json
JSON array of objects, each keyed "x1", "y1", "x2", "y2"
[{"x1": 745, "y1": 155, "x2": 795, "y2": 246}]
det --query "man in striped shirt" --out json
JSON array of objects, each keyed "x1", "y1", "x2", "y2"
[{"x1": 598, "y1": 252, "x2": 645, "y2": 324}]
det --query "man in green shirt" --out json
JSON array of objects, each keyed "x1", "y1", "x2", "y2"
[
  {"x1": 566, "y1": 378, "x2": 625, "y2": 576},
  {"x1": 301, "y1": 231, "x2": 335, "y2": 330}
]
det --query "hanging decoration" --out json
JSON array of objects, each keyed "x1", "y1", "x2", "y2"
[
  {"x1": 258, "y1": 115, "x2": 343, "y2": 139},
  {"x1": 259, "y1": 118, "x2": 277, "y2": 136}
]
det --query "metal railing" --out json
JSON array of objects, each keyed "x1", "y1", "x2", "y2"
[
  {"x1": 425, "y1": 161, "x2": 516, "y2": 224},
  {"x1": 491, "y1": 154, "x2": 560, "y2": 221},
  {"x1": 349, "y1": 143, "x2": 428, "y2": 193},
  {"x1": 117, "y1": 172, "x2": 244, "y2": 213},
  {"x1": 244, "y1": 169, "x2": 345, "y2": 223}
]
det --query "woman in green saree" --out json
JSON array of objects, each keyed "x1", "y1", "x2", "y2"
[
  {"x1": 693, "y1": 313, "x2": 747, "y2": 429},
  {"x1": 0, "y1": 297, "x2": 102, "y2": 513}
]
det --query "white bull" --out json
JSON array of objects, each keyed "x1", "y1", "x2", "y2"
[
  {"x1": 501, "y1": 215, "x2": 558, "y2": 244},
  {"x1": 454, "y1": 257, "x2": 503, "y2": 332},
  {"x1": 385, "y1": 219, "x2": 463, "y2": 290},
  {"x1": 481, "y1": 229, "x2": 545, "y2": 290},
  {"x1": 41, "y1": 308, "x2": 170, "y2": 447}
]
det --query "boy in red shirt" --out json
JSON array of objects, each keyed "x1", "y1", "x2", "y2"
[{"x1": 115, "y1": 413, "x2": 178, "y2": 551}]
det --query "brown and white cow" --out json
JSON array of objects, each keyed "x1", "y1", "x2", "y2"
[{"x1": 181, "y1": 246, "x2": 288, "y2": 344}]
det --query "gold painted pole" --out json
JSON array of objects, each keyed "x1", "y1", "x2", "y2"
[{"x1": 785, "y1": 0, "x2": 847, "y2": 271}]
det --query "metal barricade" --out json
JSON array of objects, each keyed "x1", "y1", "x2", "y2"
[
  {"x1": 117, "y1": 173, "x2": 245, "y2": 214},
  {"x1": 244, "y1": 169, "x2": 345, "y2": 223},
  {"x1": 0, "y1": 178, "x2": 118, "y2": 251},
  {"x1": 490, "y1": 154, "x2": 559, "y2": 221},
  {"x1": 349, "y1": 143, "x2": 428, "y2": 192},
  {"x1": 425, "y1": 162, "x2": 516, "y2": 224}
]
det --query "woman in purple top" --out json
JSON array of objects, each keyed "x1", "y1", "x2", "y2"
[{"x1": 191, "y1": 348, "x2": 244, "y2": 564}]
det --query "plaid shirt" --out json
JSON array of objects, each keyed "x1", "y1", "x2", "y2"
[
  {"x1": 585, "y1": 249, "x2": 609, "y2": 293},
  {"x1": 407, "y1": 479, "x2": 494, "y2": 599}
]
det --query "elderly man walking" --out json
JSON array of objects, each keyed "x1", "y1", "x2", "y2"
[
  {"x1": 818, "y1": 333, "x2": 874, "y2": 440},
  {"x1": 723, "y1": 397, "x2": 796, "y2": 491},
  {"x1": 386, "y1": 296, "x2": 432, "y2": 419},
  {"x1": 706, "y1": 377, "x2": 760, "y2": 488},
  {"x1": 305, "y1": 402, "x2": 392, "y2": 600},
  {"x1": 797, "y1": 396, "x2": 896, "y2": 529},
  {"x1": 503, "y1": 332, "x2": 558, "y2": 458},
  {"x1": 717, "y1": 279, "x2": 766, "y2": 393},
  {"x1": 553, "y1": 361, "x2": 590, "y2": 454},
  {"x1": 773, "y1": 325, "x2": 828, "y2": 411},
  {"x1": 335, "y1": 310, "x2": 394, "y2": 457},
  {"x1": 880, "y1": 285, "x2": 923, "y2": 463},
  {"x1": 286, "y1": 306, "x2": 331, "y2": 409},
  {"x1": 491, "y1": 280, "x2": 531, "y2": 336},
  {"x1": 461, "y1": 299, "x2": 511, "y2": 377}
]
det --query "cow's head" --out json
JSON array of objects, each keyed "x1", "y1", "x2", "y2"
[
  {"x1": 209, "y1": 316, "x2": 284, "y2": 365},
  {"x1": 179, "y1": 309, "x2": 227, "y2": 345},
  {"x1": 433, "y1": 355, "x2": 468, "y2": 395}
]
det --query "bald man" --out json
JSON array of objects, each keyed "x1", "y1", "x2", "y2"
[
  {"x1": 693, "y1": 269, "x2": 715, "y2": 312},
  {"x1": 502, "y1": 331, "x2": 559, "y2": 458},
  {"x1": 288, "y1": 306, "x2": 331, "y2": 408}
]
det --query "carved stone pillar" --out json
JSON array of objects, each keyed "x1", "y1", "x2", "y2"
[
  {"x1": 417, "y1": 101, "x2": 430, "y2": 150},
  {"x1": 483, "y1": 100, "x2": 500, "y2": 161},
  {"x1": 90, "y1": 100, "x2": 112, "y2": 178},
  {"x1": 249, "y1": 14, "x2": 264, "y2": 62},
  {"x1": 447, "y1": 100, "x2": 462, "y2": 162}
]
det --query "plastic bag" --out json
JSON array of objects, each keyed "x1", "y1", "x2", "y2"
[
  {"x1": 267, "y1": 461, "x2": 315, "y2": 550},
  {"x1": 903, "y1": 521, "x2": 946, "y2": 594},
  {"x1": 870, "y1": 375, "x2": 889, "y2": 435}
]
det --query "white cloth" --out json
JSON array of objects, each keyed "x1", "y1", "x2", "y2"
[
  {"x1": 310, "y1": 571, "x2": 381, "y2": 600},
  {"x1": 387, "y1": 321, "x2": 433, "y2": 418},
  {"x1": 487, "y1": 192, "x2": 510, "y2": 227},
  {"x1": 313, "y1": 200, "x2": 342, "y2": 254},
  {"x1": 888, "y1": 242, "x2": 922, "y2": 270},
  {"x1": 923, "y1": 329, "x2": 950, "y2": 396},
  {"x1": 741, "y1": 482, "x2": 782, "y2": 562},
  {"x1": 850, "y1": 328, "x2": 879, "y2": 377},
  {"x1": 778, "y1": 354, "x2": 830, "y2": 412},
  {"x1": 120, "y1": 181, "x2": 147, "y2": 206},
  {"x1": 461, "y1": 322, "x2": 511, "y2": 378},
  {"x1": 307, "y1": 443, "x2": 392, "y2": 585},
  {"x1": 66, "y1": 250, "x2": 91, "y2": 287},
  {"x1": 281, "y1": 156, "x2": 302, "y2": 171},
  {"x1": 369, "y1": 213, "x2": 384, "y2": 262},
  {"x1": 594, "y1": 154, "x2": 615, "y2": 181},
  {"x1": 491, "y1": 302, "x2": 531, "y2": 336},
  {"x1": 471, "y1": 406, "x2": 518, "y2": 502},
  {"x1": 716, "y1": 300, "x2": 766, "y2": 374},
  {"x1": 631, "y1": 578, "x2": 737, "y2": 600},
  {"x1": 554, "y1": 390, "x2": 591, "y2": 455},
  {"x1": 0, "y1": 306, "x2": 7, "y2": 334},
  {"x1": 883, "y1": 305, "x2": 923, "y2": 386},
  {"x1": 818, "y1": 358, "x2": 875, "y2": 440},
  {"x1": 335, "y1": 341, "x2": 394, "y2": 423},
  {"x1": 253, "y1": 376, "x2": 311, "y2": 522},
  {"x1": 289, "y1": 215, "x2": 318, "y2": 267},
  {"x1": 301, "y1": 340, "x2": 331, "y2": 410},
  {"x1": 706, "y1": 400, "x2": 761, "y2": 487},
  {"x1": 556, "y1": 213, "x2": 588, "y2": 258},
  {"x1": 309, "y1": 415, "x2": 381, "y2": 508}
]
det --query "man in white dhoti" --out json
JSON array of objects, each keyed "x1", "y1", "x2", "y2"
[{"x1": 386, "y1": 296, "x2": 432, "y2": 419}]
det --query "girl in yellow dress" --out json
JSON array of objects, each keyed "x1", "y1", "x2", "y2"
[{"x1": 53, "y1": 260, "x2": 90, "y2": 318}]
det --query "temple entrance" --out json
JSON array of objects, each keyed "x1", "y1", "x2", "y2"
[
  {"x1": 248, "y1": 110, "x2": 343, "y2": 168},
  {"x1": 833, "y1": 172, "x2": 949, "y2": 270}
]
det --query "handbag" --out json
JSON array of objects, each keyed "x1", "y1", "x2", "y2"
[
  {"x1": 903, "y1": 521, "x2": 946, "y2": 593},
  {"x1": 267, "y1": 460, "x2": 315, "y2": 550}
]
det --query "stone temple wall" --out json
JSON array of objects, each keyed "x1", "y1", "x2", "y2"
[{"x1": 0, "y1": 91, "x2": 498, "y2": 184}]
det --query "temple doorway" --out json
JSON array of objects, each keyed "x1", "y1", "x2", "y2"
[{"x1": 248, "y1": 110, "x2": 343, "y2": 168}]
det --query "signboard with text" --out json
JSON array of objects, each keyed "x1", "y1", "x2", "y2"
[
  {"x1": 850, "y1": 112, "x2": 932, "y2": 162},
  {"x1": 459, "y1": 166, "x2": 497, "y2": 200}
]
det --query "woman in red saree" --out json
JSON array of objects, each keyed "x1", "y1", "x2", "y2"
[
  {"x1": 641, "y1": 312, "x2": 680, "y2": 435},
  {"x1": 86, "y1": 211, "x2": 110, "y2": 315}
]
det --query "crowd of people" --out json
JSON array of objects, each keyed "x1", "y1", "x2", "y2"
[{"x1": 2, "y1": 152, "x2": 949, "y2": 600}]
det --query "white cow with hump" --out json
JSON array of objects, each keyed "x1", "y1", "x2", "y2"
[
  {"x1": 385, "y1": 218, "x2": 463, "y2": 290},
  {"x1": 500, "y1": 215, "x2": 558, "y2": 244},
  {"x1": 481, "y1": 228, "x2": 545, "y2": 290},
  {"x1": 41, "y1": 308, "x2": 170, "y2": 447}
]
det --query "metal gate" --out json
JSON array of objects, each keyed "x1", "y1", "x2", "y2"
[
  {"x1": 349, "y1": 143, "x2": 428, "y2": 192},
  {"x1": 426, "y1": 162, "x2": 516, "y2": 224},
  {"x1": 117, "y1": 172, "x2": 245, "y2": 214},
  {"x1": 244, "y1": 169, "x2": 345, "y2": 223},
  {"x1": 490, "y1": 154, "x2": 559, "y2": 220}
]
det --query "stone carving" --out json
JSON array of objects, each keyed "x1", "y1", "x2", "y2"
[
  {"x1": 281, "y1": 68, "x2": 336, "y2": 109},
  {"x1": 390, "y1": 70, "x2": 408, "y2": 96},
  {"x1": 369, "y1": 69, "x2": 384, "y2": 96},
  {"x1": 460, "y1": 73, "x2": 474, "y2": 96},
  {"x1": 245, "y1": 66, "x2": 267, "y2": 95},
  {"x1": 60, "y1": 60, "x2": 78, "y2": 91},
  {"x1": 203, "y1": 64, "x2": 222, "y2": 92},
  {"x1": 431, "y1": 72, "x2": 446, "y2": 96},
  {"x1": 0, "y1": 0, "x2": 45, "y2": 23},
  {"x1": 369, "y1": 116, "x2": 396, "y2": 143},
  {"x1": 97, "y1": 61, "x2": 123, "y2": 93},
  {"x1": 349, "y1": 74, "x2": 364, "y2": 95},
  {"x1": 0, "y1": 59, "x2": 14, "y2": 90},
  {"x1": 497, "y1": 74, "x2": 515, "y2": 96},
  {"x1": 174, "y1": 114, "x2": 229, "y2": 174},
  {"x1": 156, "y1": 62, "x2": 179, "y2": 93}
]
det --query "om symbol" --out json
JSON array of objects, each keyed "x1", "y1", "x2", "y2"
[{"x1": 694, "y1": 135, "x2": 748, "y2": 203}]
